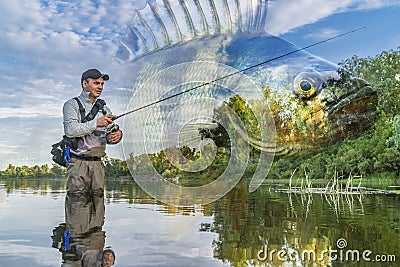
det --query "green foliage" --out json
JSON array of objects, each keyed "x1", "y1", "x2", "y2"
[
  {"x1": 387, "y1": 114, "x2": 400, "y2": 150},
  {"x1": 103, "y1": 156, "x2": 130, "y2": 178},
  {"x1": 268, "y1": 118, "x2": 400, "y2": 180},
  {"x1": 268, "y1": 49, "x2": 400, "y2": 181},
  {"x1": 143, "y1": 145, "x2": 230, "y2": 186},
  {"x1": 0, "y1": 158, "x2": 130, "y2": 180},
  {"x1": 339, "y1": 48, "x2": 400, "y2": 117},
  {"x1": 0, "y1": 163, "x2": 66, "y2": 179},
  {"x1": 198, "y1": 94, "x2": 260, "y2": 156}
]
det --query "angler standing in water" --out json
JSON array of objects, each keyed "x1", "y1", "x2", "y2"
[
  {"x1": 61, "y1": 69, "x2": 122, "y2": 266},
  {"x1": 63, "y1": 68, "x2": 123, "y2": 197}
]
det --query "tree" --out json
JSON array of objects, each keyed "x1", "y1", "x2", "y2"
[
  {"x1": 51, "y1": 164, "x2": 65, "y2": 177},
  {"x1": 198, "y1": 95, "x2": 260, "y2": 155},
  {"x1": 387, "y1": 115, "x2": 400, "y2": 151},
  {"x1": 3, "y1": 164, "x2": 16, "y2": 177}
]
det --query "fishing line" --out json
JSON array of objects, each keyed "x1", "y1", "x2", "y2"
[{"x1": 115, "y1": 27, "x2": 366, "y2": 120}]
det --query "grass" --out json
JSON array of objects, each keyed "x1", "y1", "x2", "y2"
[
  {"x1": 252, "y1": 170, "x2": 400, "y2": 192},
  {"x1": 352, "y1": 171, "x2": 399, "y2": 190}
]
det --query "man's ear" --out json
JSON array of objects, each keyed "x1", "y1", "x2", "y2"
[{"x1": 81, "y1": 79, "x2": 88, "y2": 90}]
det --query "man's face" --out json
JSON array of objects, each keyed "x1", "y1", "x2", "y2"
[{"x1": 82, "y1": 77, "x2": 105, "y2": 100}]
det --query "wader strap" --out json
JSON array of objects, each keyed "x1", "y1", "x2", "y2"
[
  {"x1": 73, "y1": 97, "x2": 106, "y2": 123},
  {"x1": 73, "y1": 97, "x2": 86, "y2": 122},
  {"x1": 70, "y1": 153, "x2": 102, "y2": 161}
]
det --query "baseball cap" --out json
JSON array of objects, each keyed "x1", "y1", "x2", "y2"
[{"x1": 81, "y1": 69, "x2": 110, "y2": 82}]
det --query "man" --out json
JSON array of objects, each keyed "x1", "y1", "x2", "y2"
[{"x1": 62, "y1": 68, "x2": 122, "y2": 233}]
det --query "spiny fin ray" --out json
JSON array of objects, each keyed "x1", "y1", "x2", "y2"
[{"x1": 117, "y1": 0, "x2": 269, "y2": 62}]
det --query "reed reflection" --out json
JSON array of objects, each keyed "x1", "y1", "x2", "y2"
[{"x1": 207, "y1": 182, "x2": 399, "y2": 267}]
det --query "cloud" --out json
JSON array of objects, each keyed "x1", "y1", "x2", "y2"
[
  {"x1": 265, "y1": 0, "x2": 400, "y2": 35},
  {"x1": 1, "y1": 0, "x2": 399, "y2": 116},
  {"x1": 0, "y1": 0, "x2": 149, "y2": 168},
  {"x1": 303, "y1": 28, "x2": 343, "y2": 41},
  {"x1": 0, "y1": 143, "x2": 20, "y2": 155},
  {"x1": 0, "y1": 0, "x2": 148, "y2": 118},
  {"x1": 2, "y1": 0, "x2": 396, "y2": 120},
  {"x1": 352, "y1": 0, "x2": 400, "y2": 9}
]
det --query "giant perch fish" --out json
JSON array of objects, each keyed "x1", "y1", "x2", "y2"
[
  {"x1": 114, "y1": 0, "x2": 377, "y2": 194},
  {"x1": 115, "y1": 0, "x2": 377, "y2": 154}
]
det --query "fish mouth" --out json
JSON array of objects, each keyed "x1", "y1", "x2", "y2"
[
  {"x1": 325, "y1": 79, "x2": 378, "y2": 132},
  {"x1": 330, "y1": 96, "x2": 377, "y2": 124},
  {"x1": 327, "y1": 84, "x2": 378, "y2": 124}
]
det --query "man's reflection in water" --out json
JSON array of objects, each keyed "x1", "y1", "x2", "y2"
[{"x1": 52, "y1": 192, "x2": 115, "y2": 266}]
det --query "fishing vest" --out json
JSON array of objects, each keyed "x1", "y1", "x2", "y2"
[{"x1": 51, "y1": 97, "x2": 107, "y2": 166}]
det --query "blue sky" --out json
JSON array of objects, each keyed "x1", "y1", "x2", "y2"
[{"x1": 0, "y1": 0, "x2": 399, "y2": 170}]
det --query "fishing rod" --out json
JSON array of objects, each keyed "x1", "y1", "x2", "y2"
[{"x1": 115, "y1": 27, "x2": 366, "y2": 120}]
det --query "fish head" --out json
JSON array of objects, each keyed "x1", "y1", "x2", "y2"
[
  {"x1": 266, "y1": 61, "x2": 377, "y2": 154},
  {"x1": 220, "y1": 34, "x2": 378, "y2": 154},
  {"x1": 269, "y1": 71, "x2": 377, "y2": 154}
]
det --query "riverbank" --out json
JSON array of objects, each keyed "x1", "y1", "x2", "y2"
[{"x1": 2, "y1": 172, "x2": 398, "y2": 194}]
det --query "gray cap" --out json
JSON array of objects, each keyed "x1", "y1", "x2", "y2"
[{"x1": 81, "y1": 69, "x2": 109, "y2": 82}]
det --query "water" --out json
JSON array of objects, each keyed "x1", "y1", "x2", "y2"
[{"x1": 0, "y1": 179, "x2": 398, "y2": 267}]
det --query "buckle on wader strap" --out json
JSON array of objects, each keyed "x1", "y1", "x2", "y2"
[{"x1": 63, "y1": 146, "x2": 72, "y2": 163}]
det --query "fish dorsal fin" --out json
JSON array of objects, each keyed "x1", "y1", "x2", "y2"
[{"x1": 116, "y1": 0, "x2": 269, "y2": 62}]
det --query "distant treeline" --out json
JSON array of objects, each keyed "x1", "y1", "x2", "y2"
[
  {"x1": 0, "y1": 163, "x2": 65, "y2": 179},
  {"x1": 0, "y1": 156, "x2": 130, "y2": 179}
]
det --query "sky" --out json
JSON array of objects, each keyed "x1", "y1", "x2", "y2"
[{"x1": 0, "y1": 0, "x2": 399, "y2": 170}]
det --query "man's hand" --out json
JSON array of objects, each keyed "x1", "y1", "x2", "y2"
[
  {"x1": 106, "y1": 130, "x2": 123, "y2": 144},
  {"x1": 97, "y1": 114, "x2": 117, "y2": 127}
]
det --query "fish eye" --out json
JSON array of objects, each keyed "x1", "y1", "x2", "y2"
[
  {"x1": 293, "y1": 72, "x2": 331, "y2": 99},
  {"x1": 296, "y1": 79, "x2": 316, "y2": 97},
  {"x1": 300, "y1": 80, "x2": 312, "y2": 92}
]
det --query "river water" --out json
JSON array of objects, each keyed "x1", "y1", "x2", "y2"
[{"x1": 0, "y1": 179, "x2": 398, "y2": 267}]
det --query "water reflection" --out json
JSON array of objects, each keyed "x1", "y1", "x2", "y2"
[
  {"x1": 52, "y1": 186, "x2": 115, "y2": 266},
  {"x1": 0, "y1": 179, "x2": 398, "y2": 266},
  {"x1": 208, "y1": 182, "x2": 399, "y2": 267}
]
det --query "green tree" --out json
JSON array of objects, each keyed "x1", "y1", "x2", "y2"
[
  {"x1": 51, "y1": 164, "x2": 65, "y2": 177},
  {"x1": 3, "y1": 164, "x2": 16, "y2": 177},
  {"x1": 104, "y1": 157, "x2": 130, "y2": 178},
  {"x1": 199, "y1": 95, "x2": 260, "y2": 157},
  {"x1": 339, "y1": 48, "x2": 400, "y2": 117},
  {"x1": 387, "y1": 115, "x2": 400, "y2": 150}
]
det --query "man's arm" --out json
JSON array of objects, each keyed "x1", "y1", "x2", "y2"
[
  {"x1": 63, "y1": 99, "x2": 117, "y2": 138},
  {"x1": 63, "y1": 100, "x2": 97, "y2": 138}
]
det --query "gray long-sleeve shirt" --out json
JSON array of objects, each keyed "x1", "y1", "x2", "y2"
[{"x1": 63, "y1": 91, "x2": 112, "y2": 157}]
